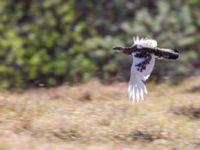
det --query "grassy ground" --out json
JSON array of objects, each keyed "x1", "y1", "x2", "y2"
[{"x1": 0, "y1": 77, "x2": 200, "y2": 150}]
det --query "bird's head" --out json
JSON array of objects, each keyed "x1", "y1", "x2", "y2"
[{"x1": 113, "y1": 46, "x2": 124, "y2": 52}]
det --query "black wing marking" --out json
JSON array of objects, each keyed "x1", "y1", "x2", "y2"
[
  {"x1": 135, "y1": 51, "x2": 152, "y2": 72},
  {"x1": 139, "y1": 46, "x2": 179, "y2": 60}
]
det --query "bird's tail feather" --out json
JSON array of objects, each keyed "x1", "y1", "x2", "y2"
[{"x1": 128, "y1": 75, "x2": 148, "y2": 102}]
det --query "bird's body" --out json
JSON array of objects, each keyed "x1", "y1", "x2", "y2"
[{"x1": 113, "y1": 37, "x2": 179, "y2": 102}]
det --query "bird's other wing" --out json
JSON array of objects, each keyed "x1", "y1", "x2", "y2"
[
  {"x1": 128, "y1": 54, "x2": 156, "y2": 102},
  {"x1": 113, "y1": 37, "x2": 158, "y2": 55}
]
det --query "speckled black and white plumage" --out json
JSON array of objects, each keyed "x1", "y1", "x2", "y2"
[{"x1": 113, "y1": 37, "x2": 179, "y2": 102}]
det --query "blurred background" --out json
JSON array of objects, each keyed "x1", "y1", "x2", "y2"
[
  {"x1": 0, "y1": 0, "x2": 199, "y2": 88},
  {"x1": 0, "y1": 0, "x2": 200, "y2": 150}
]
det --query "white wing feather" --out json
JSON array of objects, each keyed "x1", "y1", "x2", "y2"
[
  {"x1": 128, "y1": 37, "x2": 157, "y2": 102},
  {"x1": 133, "y1": 36, "x2": 157, "y2": 47}
]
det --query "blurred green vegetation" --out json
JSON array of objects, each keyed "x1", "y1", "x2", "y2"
[{"x1": 0, "y1": 0, "x2": 199, "y2": 88}]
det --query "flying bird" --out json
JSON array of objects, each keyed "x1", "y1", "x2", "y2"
[{"x1": 113, "y1": 37, "x2": 179, "y2": 102}]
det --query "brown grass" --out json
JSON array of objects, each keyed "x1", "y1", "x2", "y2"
[{"x1": 0, "y1": 78, "x2": 200, "y2": 150}]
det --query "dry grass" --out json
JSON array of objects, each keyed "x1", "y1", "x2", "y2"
[{"x1": 0, "y1": 78, "x2": 200, "y2": 150}]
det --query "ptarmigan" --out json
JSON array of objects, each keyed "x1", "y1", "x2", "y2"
[{"x1": 113, "y1": 37, "x2": 179, "y2": 102}]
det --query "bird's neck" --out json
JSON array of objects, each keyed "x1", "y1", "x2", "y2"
[{"x1": 122, "y1": 47, "x2": 134, "y2": 55}]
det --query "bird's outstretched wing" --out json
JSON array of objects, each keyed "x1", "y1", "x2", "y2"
[
  {"x1": 128, "y1": 53, "x2": 156, "y2": 102},
  {"x1": 137, "y1": 46, "x2": 179, "y2": 60},
  {"x1": 113, "y1": 37, "x2": 158, "y2": 55}
]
